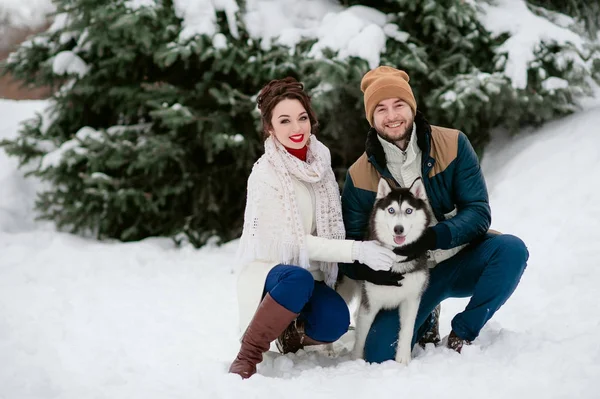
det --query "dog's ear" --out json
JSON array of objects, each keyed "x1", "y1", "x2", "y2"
[
  {"x1": 376, "y1": 178, "x2": 392, "y2": 199},
  {"x1": 408, "y1": 178, "x2": 427, "y2": 200}
]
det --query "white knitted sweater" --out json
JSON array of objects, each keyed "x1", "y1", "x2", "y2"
[{"x1": 235, "y1": 136, "x2": 355, "y2": 333}]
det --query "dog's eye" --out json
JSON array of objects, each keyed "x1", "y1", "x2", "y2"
[
  {"x1": 405, "y1": 208, "x2": 413, "y2": 214},
  {"x1": 387, "y1": 207, "x2": 395, "y2": 214}
]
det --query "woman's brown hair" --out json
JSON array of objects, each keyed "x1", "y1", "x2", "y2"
[{"x1": 256, "y1": 77, "x2": 318, "y2": 140}]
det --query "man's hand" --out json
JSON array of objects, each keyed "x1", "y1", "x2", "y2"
[
  {"x1": 345, "y1": 262, "x2": 404, "y2": 286},
  {"x1": 395, "y1": 227, "x2": 437, "y2": 259}
]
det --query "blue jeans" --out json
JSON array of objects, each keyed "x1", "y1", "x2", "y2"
[
  {"x1": 263, "y1": 264, "x2": 350, "y2": 343},
  {"x1": 364, "y1": 233, "x2": 529, "y2": 363}
]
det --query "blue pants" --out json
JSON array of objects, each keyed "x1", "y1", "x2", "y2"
[
  {"x1": 364, "y1": 233, "x2": 529, "y2": 363},
  {"x1": 263, "y1": 264, "x2": 350, "y2": 343}
]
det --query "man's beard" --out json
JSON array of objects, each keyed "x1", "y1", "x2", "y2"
[{"x1": 376, "y1": 118, "x2": 414, "y2": 144}]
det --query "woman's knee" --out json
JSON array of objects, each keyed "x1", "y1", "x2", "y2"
[
  {"x1": 272, "y1": 265, "x2": 314, "y2": 292},
  {"x1": 266, "y1": 265, "x2": 315, "y2": 312},
  {"x1": 288, "y1": 266, "x2": 315, "y2": 289}
]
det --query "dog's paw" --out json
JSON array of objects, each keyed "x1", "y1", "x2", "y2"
[
  {"x1": 351, "y1": 348, "x2": 363, "y2": 361},
  {"x1": 395, "y1": 351, "x2": 412, "y2": 365},
  {"x1": 323, "y1": 343, "x2": 336, "y2": 357}
]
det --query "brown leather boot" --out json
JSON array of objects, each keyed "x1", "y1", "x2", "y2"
[
  {"x1": 229, "y1": 293, "x2": 298, "y2": 379},
  {"x1": 447, "y1": 330, "x2": 471, "y2": 354},
  {"x1": 275, "y1": 319, "x2": 329, "y2": 354}
]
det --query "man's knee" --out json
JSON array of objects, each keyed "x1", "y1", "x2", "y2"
[
  {"x1": 363, "y1": 309, "x2": 399, "y2": 363},
  {"x1": 315, "y1": 308, "x2": 350, "y2": 342},
  {"x1": 329, "y1": 294, "x2": 351, "y2": 340},
  {"x1": 305, "y1": 288, "x2": 350, "y2": 342},
  {"x1": 495, "y1": 234, "x2": 529, "y2": 273}
]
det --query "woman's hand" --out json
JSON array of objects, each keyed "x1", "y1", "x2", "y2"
[{"x1": 352, "y1": 241, "x2": 396, "y2": 271}]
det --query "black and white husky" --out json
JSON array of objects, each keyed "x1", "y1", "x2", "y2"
[{"x1": 340, "y1": 177, "x2": 431, "y2": 364}]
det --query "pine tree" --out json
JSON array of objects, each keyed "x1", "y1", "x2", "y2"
[
  {"x1": 527, "y1": 0, "x2": 600, "y2": 40},
  {"x1": 0, "y1": 0, "x2": 305, "y2": 246}
]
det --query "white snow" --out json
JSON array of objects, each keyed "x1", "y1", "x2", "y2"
[
  {"x1": 212, "y1": 32, "x2": 228, "y2": 49},
  {"x1": 124, "y1": 0, "x2": 157, "y2": 10},
  {"x1": 0, "y1": 100, "x2": 49, "y2": 233},
  {"x1": 106, "y1": 124, "x2": 152, "y2": 136},
  {"x1": 478, "y1": 0, "x2": 588, "y2": 89},
  {"x1": 243, "y1": 0, "x2": 342, "y2": 50},
  {"x1": 383, "y1": 24, "x2": 410, "y2": 43},
  {"x1": 39, "y1": 126, "x2": 102, "y2": 171},
  {"x1": 243, "y1": 1, "x2": 389, "y2": 67},
  {"x1": 439, "y1": 72, "x2": 506, "y2": 109},
  {"x1": 52, "y1": 51, "x2": 90, "y2": 78},
  {"x1": 174, "y1": 0, "x2": 239, "y2": 41},
  {"x1": 47, "y1": 13, "x2": 70, "y2": 34},
  {"x1": 308, "y1": 8, "x2": 388, "y2": 69},
  {"x1": 90, "y1": 172, "x2": 111, "y2": 181},
  {"x1": 0, "y1": 0, "x2": 54, "y2": 30},
  {"x1": 39, "y1": 139, "x2": 85, "y2": 171},
  {"x1": 542, "y1": 76, "x2": 570, "y2": 92},
  {"x1": 175, "y1": 0, "x2": 218, "y2": 40},
  {"x1": 75, "y1": 126, "x2": 103, "y2": 142},
  {"x1": 2, "y1": 87, "x2": 600, "y2": 397},
  {"x1": 74, "y1": 29, "x2": 92, "y2": 53}
]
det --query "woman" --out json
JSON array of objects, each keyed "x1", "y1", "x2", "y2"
[{"x1": 229, "y1": 77, "x2": 397, "y2": 379}]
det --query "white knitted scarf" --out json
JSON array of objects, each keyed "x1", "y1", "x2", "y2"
[{"x1": 237, "y1": 135, "x2": 345, "y2": 287}]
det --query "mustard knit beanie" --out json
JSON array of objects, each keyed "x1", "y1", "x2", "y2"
[{"x1": 360, "y1": 66, "x2": 417, "y2": 126}]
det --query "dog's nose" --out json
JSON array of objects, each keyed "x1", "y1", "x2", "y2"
[{"x1": 394, "y1": 225, "x2": 404, "y2": 235}]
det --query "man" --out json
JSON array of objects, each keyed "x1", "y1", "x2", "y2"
[{"x1": 340, "y1": 66, "x2": 529, "y2": 362}]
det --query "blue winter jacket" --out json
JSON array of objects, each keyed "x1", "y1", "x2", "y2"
[{"x1": 340, "y1": 112, "x2": 491, "y2": 278}]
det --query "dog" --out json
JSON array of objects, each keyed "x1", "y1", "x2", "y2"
[{"x1": 338, "y1": 177, "x2": 431, "y2": 364}]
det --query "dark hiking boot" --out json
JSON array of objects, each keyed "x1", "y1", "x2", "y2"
[
  {"x1": 276, "y1": 318, "x2": 328, "y2": 354},
  {"x1": 418, "y1": 304, "x2": 441, "y2": 348},
  {"x1": 447, "y1": 330, "x2": 471, "y2": 354}
]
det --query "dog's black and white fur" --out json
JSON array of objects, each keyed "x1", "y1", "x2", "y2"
[{"x1": 339, "y1": 177, "x2": 431, "y2": 364}]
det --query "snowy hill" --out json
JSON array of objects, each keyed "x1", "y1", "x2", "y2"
[{"x1": 1, "y1": 96, "x2": 600, "y2": 398}]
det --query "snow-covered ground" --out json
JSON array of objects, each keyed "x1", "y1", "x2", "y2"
[
  {"x1": 2, "y1": 0, "x2": 600, "y2": 396},
  {"x1": 1, "y1": 93, "x2": 600, "y2": 398}
]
